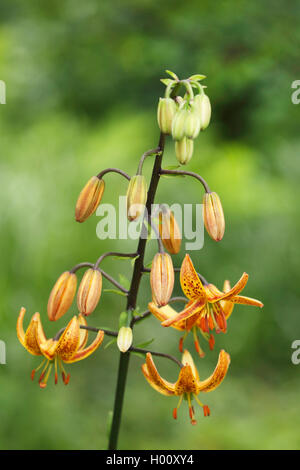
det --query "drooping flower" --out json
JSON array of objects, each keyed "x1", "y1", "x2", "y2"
[
  {"x1": 149, "y1": 254, "x2": 263, "y2": 356},
  {"x1": 17, "y1": 307, "x2": 104, "y2": 388},
  {"x1": 142, "y1": 349, "x2": 230, "y2": 424}
]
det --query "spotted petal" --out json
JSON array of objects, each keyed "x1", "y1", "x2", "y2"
[
  {"x1": 180, "y1": 255, "x2": 207, "y2": 302},
  {"x1": 141, "y1": 353, "x2": 175, "y2": 396},
  {"x1": 65, "y1": 330, "x2": 104, "y2": 363},
  {"x1": 231, "y1": 295, "x2": 264, "y2": 308},
  {"x1": 197, "y1": 349, "x2": 230, "y2": 393},
  {"x1": 205, "y1": 273, "x2": 249, "y2": 302}
]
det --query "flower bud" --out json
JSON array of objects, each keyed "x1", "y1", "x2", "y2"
[
  {"x1": 75, "y1": 176, "x2": 105, "y2": 223},
  {"x1": 184, "y1": 108, "x2": 201, "y2": 139},
  {"x1": 175, "y1": 137, "x2": 194, "y2": 165},
  {"x1": 157, "y1": 97, "x2": 177, "y2": 135},
  {"x1": 126, "y1": 175, "x2": 147, "y2": 221},
  {"x1": 194, "y1": 94, "x2": 211, "y2": 130},
  {"x1": 47, "y1": 271, "x2": 77, "y2": 321},
  {"x1": 171, "y1": 108, "x2": 189, "y2": 141},
  {"x1": 159, "y1": 208, "x2": 181, "y2": 254},
  {"x1": 203, "y1": 192, "x2": 225, "y2": 241},
  {"x1": 150, "y1": 253, "x2": 174, "y2": 306},
  {"x1": 77, "y1": 268, "x2": 102, "y2": 316},
  {"x1": 117, "y1": 326, "x2": 133, "y2": 353}
]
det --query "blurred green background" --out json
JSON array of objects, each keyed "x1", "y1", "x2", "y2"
[{"x1": 1, "y1": 0, "x2": 300, "y2": 450}]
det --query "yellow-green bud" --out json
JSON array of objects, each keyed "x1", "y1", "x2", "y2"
[
  {"x1": 194, "y1": 94, "x2": 211, "y2": 130},
  {"x1": 171, "y1": 108, "x2": 189, "y2": 141},
  {"x1": 157, "y1": 98, "x2": 177, "y2": 135},
  {"x1": 184, "y1": 108, "x2": 201, "y2": 139},
  {"x1": 175, "y1": 137, "x2": 194, "y2": 165},
  {"x1": 117, "y1": 326, "x2": 133, "y2": 353},
  {"x1": 126, "y1": 175, "x2": 147, "y2": 221}
]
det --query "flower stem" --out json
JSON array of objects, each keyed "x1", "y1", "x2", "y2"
[{"x1": 108, "y1": 133, "x2": 165, "y2": 450}]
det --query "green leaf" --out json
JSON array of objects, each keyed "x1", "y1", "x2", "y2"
[
  {"x1": 130, "y1": 255, "x2": 140, "y2": 266},
  {"x1": 112, "y1": 255, "x2": 138, "y2": 261},
  {"x1": 103, "y1": 288, "x2": 127, "y2": 297},
  {"x1": 188, "y1": 74, "x2": 206, "y2": 81},
  {"x1": 160, "y1": 78, "x2": 174, "y2": 86},
  {"x1": 165, "y1": 69, "x2": 179, "y2": 80},
  {"x1": 144, "y1": 260, "x2": 152, "y2": 268},
  {"x1": 130, "y1": 351, "x2": 146, "y2": 359},
  {"x1": 104, "y1": 338, "x2": 117, "y2": 350},
  {"x1": 164, "y1": 164, "x2": 181, "y2": 170},
  {"x1": 161, "y1": 172, "x2": 186, "y2": 179},
  {"x1": 136, "y1": 338, "x2": 155, "y2": 349},
  {"x1": 118, "y1": 274, "x2": 130, "y2": 290}
]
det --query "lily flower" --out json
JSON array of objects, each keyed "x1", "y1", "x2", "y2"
[
  {"x1": 17, "y1": 307, "x2": 104, "y2": 388},
  {"x1": 149, "y1": 254, "x2": 263, "y2": 356},
  {"x1": 142, "y1": 349, "x2": 230, "y2": 424}
]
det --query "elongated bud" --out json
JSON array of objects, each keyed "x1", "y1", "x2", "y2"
[
  {"x1": 150, "y1": 253, "x2": 174, "y2": 306},
  {"x1": 171, "y1": 108, "x2": 188, "y2": 141},
  {"x1": 75, "y1": 176, "x2": 105, "y2": 223},
  {"x1": 175, "y1": 137, "x2": 194, "y2": 165},
  {"x1": 194, "y1": 94, "x2": 211, "y2": 130},
  {"x1": 126, "y1": 175, "x2": 147, "y2": 221},
  {"x1": 184, "y1": 107, "x2": 201, "y2": 139},
  {"x1": 47, "y1": 271, "x2": 77, "y2": 321},
  {"x1": 159, "y1": 208, "x2": 181, "y2": 254},
  {"x1": 117, "y1": 326, "x2": 133, "y2": 353},
  {"x1": 77, "y1": 268, "x2": 102, "y2": 316},
  {"x1": 203, "y1": 192, "x2": 225, "y2": 241},
  {"x1": 157, "y1": 97, "x2": 177, "y2": 135}
]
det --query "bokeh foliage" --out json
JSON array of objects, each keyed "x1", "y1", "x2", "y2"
[{"x1": 0, "y1": 0, "x2": 300, "y2": 450}]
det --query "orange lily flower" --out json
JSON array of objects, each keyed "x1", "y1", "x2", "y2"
[
  {"x1": 17, "y1": 307, "x2": 104, "y2": 388},
  {"x1": 142, "y1": 349, "x2": 230, "y2": 424},
  {"x1": 149, "y1": 254, "x2": 263, "y2": 356}
]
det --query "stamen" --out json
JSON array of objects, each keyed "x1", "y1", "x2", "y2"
[
  {"x1": 194, "y1": 394, "x2": 210, "y2": 417},
  {"x1": 54, "y1": 357, "x2": 58, "y2": 385},
  {"x1": 178, "y1": 331, "x2": 188, "y2": 353},
  {"x1": 173, "y1": 395, "x2": 183, "y2": 420},
  {"x1": 209, "y1": 334, "x2": 215, "y2": 351},
  {"x1": 38, "y1": 360, "x2": 50, "y2": 384},
  {"x1": 59, "y1": 359, "x2": 70, "y2": 385},
  {"x1": 187, "y1": 394, "x2": 197, "y2": 425},
  {"x1": 193, "y1": 327, "x2": 205, "y2": 358},
  {"x1": 40, "y1": 363, "x2": 53, "y2": 389},
  {"x1": 31, "y1": 358, "x2": 47, "y2": 381}
]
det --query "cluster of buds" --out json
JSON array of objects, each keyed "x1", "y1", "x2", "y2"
[
  {"x1": 47, "y1": 267, "x2": 103, "y2": 321},
  {"x1": 157, "y1": 72, "x2": 211, "y2": 165}
]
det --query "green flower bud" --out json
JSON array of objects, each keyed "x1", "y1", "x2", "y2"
[
  {"x1": 171, "y1": 108, "x2": 189, "y2": 141},
  {"x1": 175, "y1": 137, "x2": 194, "y2": 165},
  {"x1": 184, "y1": 107, "x2": 201, "y2": 139},
  {"x1": 157, "y1": 98, "x2": 177, "y2": 135},
  {"x1": 194, "y1": 94, "x2": 211, "y2": 130}
]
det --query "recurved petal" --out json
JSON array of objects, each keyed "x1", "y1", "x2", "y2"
[
  {"x1": 207, "y1": 273, "x2": 249, "y2": 302},
  {"x1": 180, "y1": 254, "x2": 207, "y2": 302},
  {"x1": 197, "y1": 349, "x2": 230, "y2": 393},
  {"x1": 25, "y1": 313, "x2": 44, "y2": 356},
  {"x1": 230, "y1": 295, "x2": 264, "y2": 308},
  {"x1": 17, "y1": 307, "x2": 26, "y2": 347},
  {"x1": 56, "y1": 316, "x2": 80, "y2": 362},
  {"x1": 220, "y1": 280, "x2": 234, "y2": 318},
  {"x1": 148, "y1": 302, "x2": 186, "y2": 331},
  {"x1": 142, "y1": 353, "x2": 175, "y2": 396},
  {"x1": 78, "y1": 314, "x2": 89, "y2": 350},
  {"x1": 64, "y1": 329, "x2": 104, "y2": 363},
  {"x1": 161, "y1": 298, "x2": 205, "y2": 327}
]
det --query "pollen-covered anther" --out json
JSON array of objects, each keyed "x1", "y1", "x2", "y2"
[
  {"x1": 209, "y1": 334, "x2": 215, "y2": 351},
  {"x1": 179, "y1": 337, "x2": 184, "y2": 353},
  {"x1": 172, "y1": 408, "x2": 177, "y2": 420},
  {"x1": 203, "y1": 405, "x2": 210, "y2": 417}
]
